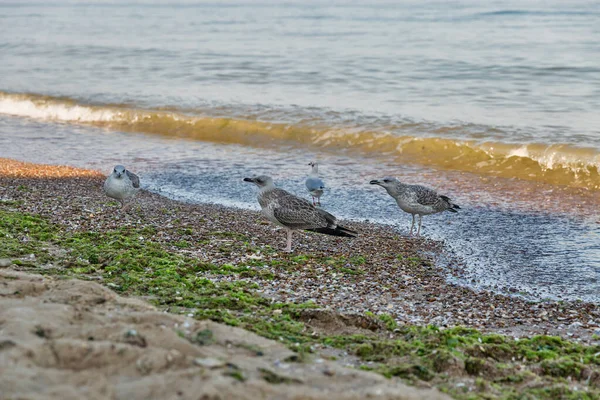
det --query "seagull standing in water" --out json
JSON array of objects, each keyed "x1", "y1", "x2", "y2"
[
  {"x1": 370, "y1": 177, "x2": 460, "y2": 236},
  {"x1": 305, "y1": 161, "x2": 325, "y2": 206},
  {"x1": 104, "y1": 165, "x2": 140, "y2": 211},
  {"x1": 244, "y1": 175, "x2": 356, "y2": 252}
]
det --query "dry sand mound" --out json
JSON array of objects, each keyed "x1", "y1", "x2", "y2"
[{"x1": 0, "y1": 269, "x2": 449, "y2": 400}]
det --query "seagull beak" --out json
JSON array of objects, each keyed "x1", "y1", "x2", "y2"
[
  {"x1": 369, "y1": 180, "x2": 380, "y2": 185},
  {"x1": 243, "y1": 177, "x2": 255, "y2": 183}
]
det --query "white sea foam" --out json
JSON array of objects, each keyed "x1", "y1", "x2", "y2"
[
  {"x1": 0, "y1": 95, "x2": 118, "y2": 123},
  {"x1": 507, "y1": 145, "x2": 529, "y2": 158}
]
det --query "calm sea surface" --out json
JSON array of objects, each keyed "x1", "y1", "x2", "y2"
[{"x1": 0, "y1": 0, "x2": 599, "y2": 301}]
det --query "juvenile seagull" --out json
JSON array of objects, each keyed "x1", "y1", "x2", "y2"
[
  {"x1": 244, "y1": 175, "x2": 356, "y2": 252},
  {"x1": 370, "y1": 177, "x2": 460, "y2": 236},
  {"x1": 305, "y1": 161, "x2": 325, "y2": 206},
  {"x1": 104, "y1": 165, "x2": 140, "y2": 211}
]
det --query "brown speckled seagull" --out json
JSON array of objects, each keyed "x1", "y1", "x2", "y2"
[
  {"x1": 244, "y1": 175, "x2": 356, "y2": 252},
  {"x1": 370, "y1": 176, "x2": 460, "y2": 236}
]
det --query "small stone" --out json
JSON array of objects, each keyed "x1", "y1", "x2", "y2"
[
  {"x1": 136, "y1": 358, "x2": 152, "y2": 374},
  {"x1": 194, "y1": 357, "x2": 225, "y2": 369},
  {"x1": 273, "y1": 309, "x2": 282, "y2": 315},
  {"x1": 0, "y1": 259, "x2": 12, "y2": 268}
]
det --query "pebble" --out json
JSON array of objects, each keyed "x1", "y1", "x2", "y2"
[{"x1": 0, "y1": 259, "x2": 12, "y2": 268}]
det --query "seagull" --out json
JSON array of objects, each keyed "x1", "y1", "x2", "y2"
[
  {"x1": 244, "y1": 175, "x2": 356, "y2": 252},
  {"x1": 305, "y1": 161, "x2": 325, "y2": 206},
  {"x1": 103, "y1": 165, "x2": 140, "y2": 211},
  {"x1": 370, "y1": 177, "x2": 460, "y2": 236}
]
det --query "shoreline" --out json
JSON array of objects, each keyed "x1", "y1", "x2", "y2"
[
  {"x1": 0, "y1": 158, "x2": 598, "y2": 342},
  {"x1": 2, "y1": 157, "x2": 600, "y2": 398}
]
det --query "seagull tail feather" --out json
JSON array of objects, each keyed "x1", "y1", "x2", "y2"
[
  {"x1": 447, "y1": 203, "x2": 460, "y2": 212},
  {"x1": 440, "y1": 195, "x2": 460, "y2": 212},
  {"x1": 306, "y1": 225, "x2": 357, "y2": 238}
]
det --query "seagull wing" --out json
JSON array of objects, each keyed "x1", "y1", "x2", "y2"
[
  {"x1": 410, "y1": 184, "x2": 441, "y2": 206},
  {"x1": 271, "y1": 190, "x2": 326, "y2": 229},
  {"x1": 126, "y1": 170, "x2": 140, "y2": 188},
  {"x1": 305, "y1": 176, "x2": 325, "y2": 191}
]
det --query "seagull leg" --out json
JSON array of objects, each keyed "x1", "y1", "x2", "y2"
[
  {"x1": 417, "y1": 215, "x2": 423, "y2": 236},
  {"x1": 285, "y1": 229, "x2": 293, "y2": 252},
  {"x1": 409, "y1": 214, "x2": 415, "y2": 236},
  {"x1": 317, "y1": 197, "x2": 321, "y2": 207}
]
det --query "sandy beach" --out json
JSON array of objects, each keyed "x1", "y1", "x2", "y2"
[{"x1": 1, "y1": 158, "x2": 600, "y2": 399}]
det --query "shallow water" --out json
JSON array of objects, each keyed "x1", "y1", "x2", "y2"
[{"x1": 1, "y1": 115, "x2": 598, "y2": 302}]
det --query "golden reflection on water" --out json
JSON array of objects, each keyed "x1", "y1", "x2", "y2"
[{"x1": 0, "y1": 158, "x2": 102, "y2": 179}]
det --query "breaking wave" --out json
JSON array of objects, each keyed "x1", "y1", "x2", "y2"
[{"x1": 1, "y1": 91, "x2": 598, "y2": 190}]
